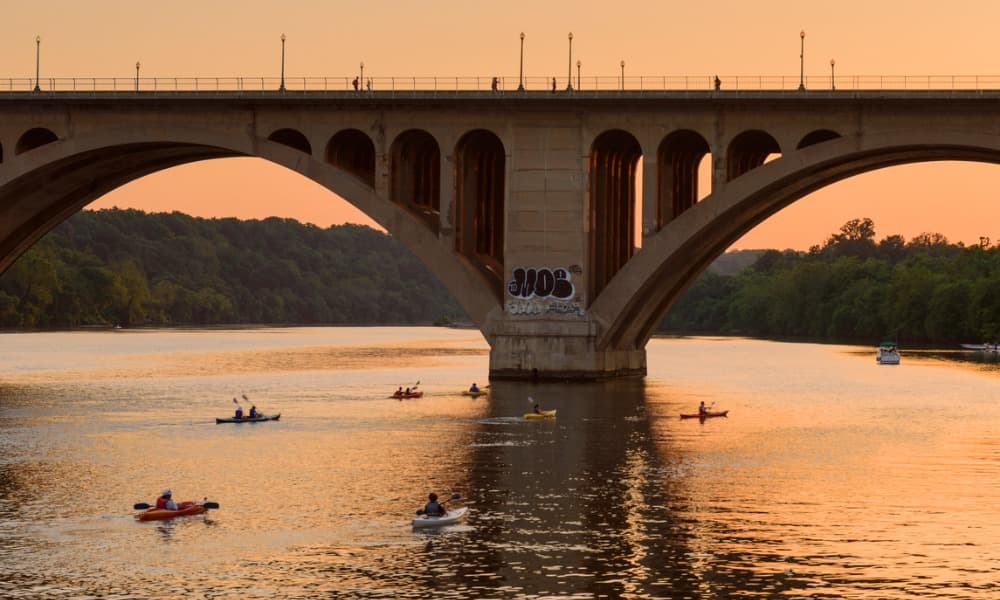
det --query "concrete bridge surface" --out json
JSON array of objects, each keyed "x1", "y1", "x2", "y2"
[{"x1": 2, "y1": 90, "x2": 998, "y2": 379}]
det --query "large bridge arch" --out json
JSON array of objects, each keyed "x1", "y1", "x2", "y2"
[
  {"x1": 591, "y1": 129, "x2": 1000, "y2": 352},
  {"x1": 0, "y1": 126, "x2": 501, "y2": 329}
]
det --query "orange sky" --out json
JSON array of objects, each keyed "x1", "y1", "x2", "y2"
[{"x1": 5, "y1": 1, "x2": 999, "y2": 249}]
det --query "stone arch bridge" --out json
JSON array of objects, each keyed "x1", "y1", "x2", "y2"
[{"x1": 1, "y1": 90, "x2": 997, "y2": 379}]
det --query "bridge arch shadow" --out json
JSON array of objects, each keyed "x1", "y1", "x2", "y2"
[
  {"x1": 454, "y1": 129, "x2": 505, "y2": 298},
  {"x1": 590, "y1": 129, "x2": 1000, "y2": 352},
  {"x1": 325, "y1": 129, "x2": 375, "y2": 187}
]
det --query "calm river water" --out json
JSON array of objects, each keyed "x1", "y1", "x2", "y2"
[{"x1": 0, "y1": 327, "x2": 997, "y2": 599}]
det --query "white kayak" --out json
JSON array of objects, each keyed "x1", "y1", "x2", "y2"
[{"x1": 411, "y1": 506, "x2": 468, "y2": 528}]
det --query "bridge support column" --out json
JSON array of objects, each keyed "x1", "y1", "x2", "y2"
[{"x1": 487, "y1": 321, "x2": 646, "y2": 381}]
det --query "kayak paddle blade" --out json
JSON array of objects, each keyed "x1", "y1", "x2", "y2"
[
  {"x1": 133, "y1": 502, "x2": 151, "y2": 510},
  {"x1": 203, "y1": 501, "x2": 220, "y2": 509},
  {"x1": 415, "y1": 509, "x2": 424, "y2": 515},
  {"x1": 450, "y1": 493, "x2": 461, "y2": 500}
]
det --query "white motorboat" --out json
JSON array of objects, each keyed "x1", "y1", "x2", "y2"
[{"x1": 876, "y1": 342, "x2": 900, "y2": 365}]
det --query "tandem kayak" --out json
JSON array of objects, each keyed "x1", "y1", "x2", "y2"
[
  {"x1": 216, "y1": 413, "x2": 280, "y2": 424},
  {"x1": 412, "y1": 506, "x2": 468, "y2": 528},
  {"x1": 136, "y1": 500, "x2": 212, "y2": 522},
  {"x1": 461, "y1": 390, "x2": 489, "y2": 397},
  {"x1": 680, "y1": 410, "x2": 729, "y2": 419},
  {"x1": 524, "y1": 409, "x2": 557, "y2": 420},
  {"x1": 391, "y1": 391, "x2": 424, "y2": 399}
]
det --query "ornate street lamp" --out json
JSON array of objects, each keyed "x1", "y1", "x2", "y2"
[
  {"x1": 360, "y1": 61, "x2": 364, "y2": 91},
  {"x1": 34, "y1": 35, "x2": 41, "y2": 92},
  {"x1": 830, "y1": 58, "x2": 836, "y2": 90},
  {"x1": 566, "y1": 32, "x2": 573, "y2": 90},
  {"x1": 279, "y1": 34, "x2": 287, "y2": 91},
  {"x1": 798, "y1": 30, "x2": 805, "y2": 91},
  {"x1": 135, "y1": 61, "x2": 140, "y2": 91},
  {"x1": 577, "y1": 59, "x2": 581, "y2": 90},
  {"x1": 620, "y1": 59, "x2": 625, "y2": 90},
  {"x1": 518, "y1": 32, "x2": 525, "y2": 91}
]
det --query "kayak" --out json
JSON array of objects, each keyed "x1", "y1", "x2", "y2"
[
  {"x1": 412, "y1": 506, "x2": 468, "y2": 528},
  {"x1": 136, "y1": 501, "x2": 207, "y2": 522},
  {"x1": 461, "y1": 390, "x2": 488, "y2": 397},
  {"x1": 524, "y1": 409, "x2": 557, "y2": 419},
  {"x1": 216, "y1": 413, "x2": 280, "y2": 424},
  {"x1": 680, "y1": 410, "x2": 729, "y2": 419},
  {"x1": 390, "y1": 391, "x2": 424, "y2": 399}
]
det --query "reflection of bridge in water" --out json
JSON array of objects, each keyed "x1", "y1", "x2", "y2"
[{"x1": 3, "y1": 88, "x2": 999, "y2": 379}]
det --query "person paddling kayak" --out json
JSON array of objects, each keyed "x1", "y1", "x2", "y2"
[
  {"x1": 155, "y1": 489, "x2": 178, "y2": 510},
  {"x1": 469, "y1": 382, "x2": 480, "y2": 393},
  {"x1": 424, "y1": 493, "x2": 447, "y2": 517}
]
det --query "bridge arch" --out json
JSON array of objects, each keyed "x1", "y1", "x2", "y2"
[
  {"x1": 590, "y1": 129, "x2": 1000, "y2": 352},
  {"x1": 656, "y1": 129, "x2": 710, "y2": 230},
  {"x1": 798, "y1": 129, "x2": 842, "y2": 149},
  {"x1": 267, "y1": 128, "x2": 312, "y2": 155},
  {"x1": 589, "y1": 129, "x2": 642, "y2": 302},
  {"x1": 390, "y1": 129, "x2": 441, "y2": 232},
  {"x1": 0, "y1": 126, "x2": 500, "y2": 330},
  {"x1": 16, "y1": 127, "x2": 59, "y2": 155},
  {"x1": 454, "y1": 129, "x2": 506, "y2": 297},
  {"x1": 726, "y1": 129, "x2": 781, "y2": 180},
  {"x1": 325, "y1": 128, "x2": 375, "y2": 187}
]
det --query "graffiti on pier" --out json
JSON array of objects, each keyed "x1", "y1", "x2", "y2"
[{"x1": 505, "y1": 266, "x2": 584, "y2": 317}]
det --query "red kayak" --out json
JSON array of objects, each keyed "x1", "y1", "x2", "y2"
[
  {"x1": 680, "y1": 410, "x2": 729, "y2": 420},
  {"x1": 390, "y1": 391, "x2": 424, "y2": 399},
  {"x1": 136, "y1": 501, "x2": 208, "y2": 522}
]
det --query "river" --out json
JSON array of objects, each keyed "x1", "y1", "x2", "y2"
[{"x1": 0, "y1": 327, "x2": 997, "y2": 598}]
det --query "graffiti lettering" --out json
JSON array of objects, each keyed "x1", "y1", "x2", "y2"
[
  {"x1": 507, "y1": 267, "x2": 575, "y2": 300},
  {"x1": 505, "y1": 300, "x2": 586, "y2": 318}
]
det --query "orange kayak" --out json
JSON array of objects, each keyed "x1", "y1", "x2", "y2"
[
  {"x1": 680, "y1": 410, "x2": 729, "y2": 420},
  {"x1": 390, "y1": 391, "x2": 423, "y2": 399},
  {"x1": 136, "y1": 501, "x2": 207, "y2": 522}
]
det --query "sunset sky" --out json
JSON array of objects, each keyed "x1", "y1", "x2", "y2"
[{"x1": 4, "y1": 1, "x2": 999, "y2": 250}]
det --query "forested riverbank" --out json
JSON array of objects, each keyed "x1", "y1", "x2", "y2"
[{"x1": 1, "y1": 210, "x2": 996, "y2": 345}]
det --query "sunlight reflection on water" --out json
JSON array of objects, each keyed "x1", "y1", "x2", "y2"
[{"x1": 0, "y1": 328, "x2": 997, "y2": 598}]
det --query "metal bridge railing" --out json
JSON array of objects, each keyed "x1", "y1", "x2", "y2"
[{"x1": 5, "y1": 75, "x2": 1000, "y2": 94}]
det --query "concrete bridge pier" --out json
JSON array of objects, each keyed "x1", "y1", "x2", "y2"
[{"x1": 487, "y1": 320, "x2": 646, "y2": 380}]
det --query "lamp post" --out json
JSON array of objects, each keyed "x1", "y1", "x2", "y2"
[
  {"x1": 566, "y1": 32, "x2": 573, "y2": 90},
  {"x1": 34, "y1": 35, "x2": 41, "y2": 92},
  {"x1": 360, "y1": 61, "x2": 364, "y2": 91},
  {"x1": 135, "y1": 61, "x2": 140, "y2": 91},
  {"x1": 577, "y1": 59, "x2": 581, "y2": 90},
  {"x1": 798, "y1": 30, "x2": 805, "y2": 91},
  {"x1": 830, "y1": 58, "x2": 835, "y2": 90},
  {"x1": 620, "y1": 59, "x2": 625, "y2": 90},
  {"x1": 279, "y1": 33, "x2": 286, "y2": 91},
  {"x1": 518, "y1": 32, "x2": 525, "y2": 91}
]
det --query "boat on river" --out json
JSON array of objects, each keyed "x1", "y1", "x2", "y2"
[
  {"x1": 876, "y1": 342, "x2": 900, "y2": 365},
  {"x1": 135, "y1": 500, "x2": 218, "y2": 521},
  {"x1": 680, "y1": 410, "x2": 729, "y2": 420},
  {"x1": 412, "y1": 506, "x2": 468, "y2": 528},
  {"x1": 461, "y1": 389, "x2": 489, "y2": 397},
  {"x1": 961, "y1": 343, "x2": 999, "y2": 352},
  {"x1": 524, "y1": 409, "x2": 557, "y2": 419},
  {"x1": 390, "y1": 391, "x2": 424, "y2": 399},
  {"x1": 216, "y1": 413, "x2": 280, "y2": 424}
]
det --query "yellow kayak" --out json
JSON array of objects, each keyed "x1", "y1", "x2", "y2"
[
  {"x1": 524, "y1": 409, "x2": 557, "y2": 419},
  {"x1": 461, "y1": 390, "x2": 489, "y2": 397}
]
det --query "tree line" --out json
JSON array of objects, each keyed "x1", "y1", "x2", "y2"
[
  {"x1": 2, "y1": 210, "x2": 996, "y2": 346},
  {"x1": 660, "y1": 218, "x2": 1000, "y2": 345},
  {"x1": 0, "y1": 209, "x2": 465, "y2": 328}
]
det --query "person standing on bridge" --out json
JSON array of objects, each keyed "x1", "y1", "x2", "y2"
[
  {"x1": 491, "y1": 77, "x2": 498, "y2": 92},
  {"x1": 714, "y1": 75, "x2": 721, "y2": 90},
  {"x1": 352, "y1": 77, "x2": 359, "y2": 91}
]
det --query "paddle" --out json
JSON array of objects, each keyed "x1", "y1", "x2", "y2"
[
  {"x1": 133, "y1": 501, "x2": 220, "y2": 510},
  {"x1": 415, "y1": 493, "x2": 460, "y2": 516}
]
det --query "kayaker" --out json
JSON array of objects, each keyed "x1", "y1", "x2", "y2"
[
  {"x1": 469, "y1": 383, "x2": 479, "y2": 393},
  {"x1": 233, "y1": 400, "x2": 243, "y2": 420},
  {"x1": 155, "y1": 489, "x2": 178, "y2": 510},
  {"x1": 394, "y1": 387, "x2": 403, "y2": 398},
  {"x1": 533, "y1": 403, "x2": 542, "y2": 414},
  {"x1": 404, "y1": 387, "x2": 411, "y2": 395},
  {"x1": 248, "y1": 405, "x2": 258, "y2": 418},
  {"x1": 424, "y1": 493, "x2": 447, "y2": 517},
  {"x1": 698, "y1": 401, "x2": 710, "y2": 415}
]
